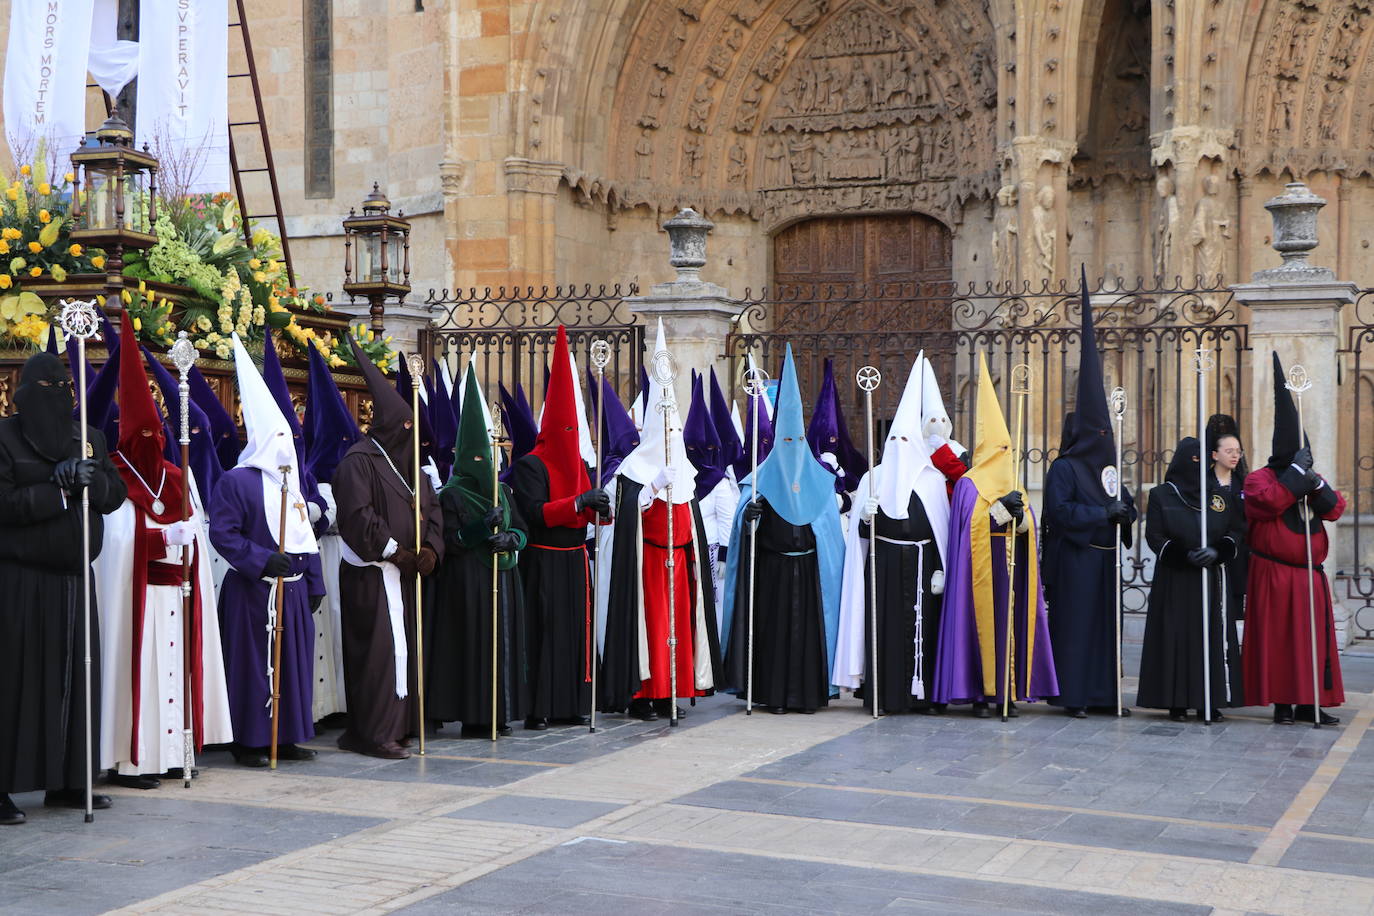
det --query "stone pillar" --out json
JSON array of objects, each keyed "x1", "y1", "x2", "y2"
[
  {"x1": 1231, "y1": 181, "x2": 1358, "y2": 646},
  {"x1": 624, "y1": 208, "x2": 740, "y2": 407}
]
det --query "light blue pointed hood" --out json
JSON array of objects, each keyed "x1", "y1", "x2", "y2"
[{"x1": 747, "y1": 344, "x2": 835, "y2": 527}]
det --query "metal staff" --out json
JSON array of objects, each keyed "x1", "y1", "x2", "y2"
[
  {"x1": 1109, "y1": 385, "x2": 1127, "y2": 718},
  {"x1": 489, "y1": 411, "x2": 506, "y2": 742},
  {"x1": 1002, "y1": 364, "x2": 1031, "y2": 722},
  {"x1": 171, "y1": 332, "x2": 199, "y2": 786},
  {"x1": 269, "y1": 465, "x2": 291, "y2": 769},
  {"x1": 1195, "y1": 350, "x2": 1214, "y2": 725},
  {"x1": 58, "y1": 299, "x2": 99, "y2": 822},
  {"x1": 654, "y1": 349, "x2": 681, "y2": 726},
  {"x1": 1286, "y1": 365, "x2": 1322, "y2": 729},
  {"x1": 742, "y1": 365, "x2": 770, "y2": 715},
  {"x1": 856, "y1": 366, "x2": 882, "y2": 719},
  {"x1": 589, "y1": 340, "x2": 611, "y2": 733},
  {"x1": 407, "y1": 354, "x2": 429, "y2": 755}
]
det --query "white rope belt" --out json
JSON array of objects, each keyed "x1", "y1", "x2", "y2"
[
  {"x1": 340, "y1": 543, "x2": 409, "y2": 700},
  {"x1": 261, "y1": 573, "x2": 303, "y2": 707}
]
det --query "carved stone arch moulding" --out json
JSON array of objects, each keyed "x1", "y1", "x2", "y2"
[{"x1": 593, "y1": 0, "x2": 998, "y2": 226}]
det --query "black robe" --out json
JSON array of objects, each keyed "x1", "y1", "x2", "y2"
[
  {"x1": 600, "y1": 479, "x2": 723, "y2": 712},
  {"x1": 0, "y1": 418, "x2": 126, "y2": 793},
  {"x1": 855, "y1": 493, "x2": 944, "y2": 713},
  {"x1": 429, "y1": 484, "x2": 529, "y2": 728},
  {"x1": 510, "y1": 455, "x2": 593, "y2": 721},
  {"x1": 1137, "y1": 481, "x2": 1246, "y2": 711},
  {"x1": 726, "y1": 503, "x2": 829, "y2": 712},
  {"x1": 1041, "y1": 458, "x2": 1136, "y2": 709},
  {"x1": 333, "y1": 441, "x2": 443, "y2": 750},
  {"x1": 1215, "y1": 472, "x2": 1249, "y2": 620}
]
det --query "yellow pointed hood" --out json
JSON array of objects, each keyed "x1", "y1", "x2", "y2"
[{"x1": 963, "y1": 352, "x2": 1014, "y2": 502}]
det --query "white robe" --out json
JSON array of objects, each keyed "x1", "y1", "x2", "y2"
[
  {"x1": 697, "y1": 476, "x2": 739, "y2": 633},
  {"x1": 312, "y1": 483, "x2": 347, "y2": 720},
  {"x1": 96, "y1": 498, "x2": 233, "y2": 775}
]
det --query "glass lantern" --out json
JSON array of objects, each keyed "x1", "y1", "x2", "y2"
[
  {"x1": 342, "y1": 183, "x2": 411, "y2": 333},
  {"x1": 70, "y1": 110, "x2": 158, "y2": 249}
]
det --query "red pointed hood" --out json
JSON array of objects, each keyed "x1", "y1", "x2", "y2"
[
  {"x1": 530, "y1": 325, "x2": 590, "y2": 501},
  {"x1": 114, "y1": 310, "x2": 183, "y2": 522}
]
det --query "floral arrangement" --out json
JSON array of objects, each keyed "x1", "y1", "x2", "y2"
[{"x1": 0, "y1": 154, "x2": 393, "y2": 372}]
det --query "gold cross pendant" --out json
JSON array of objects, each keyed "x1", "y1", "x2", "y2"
[{"x1": 294, "y1": 501, "x2": 307, "y2": 522}]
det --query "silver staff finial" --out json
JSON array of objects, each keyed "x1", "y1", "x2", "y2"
[
  {"x1": 1109, "y1": 386, "x2": 1126, "y2": 417},
  {"x1": 407, "y1": 352, "x2": 425, "y2": 378},
  {"x1": 590, "y1": 339, "x2": 611, "y2": 370},
  {"x1": 856, "y1": 365, "x2": 881, "y2": 392},
  {"x1": 58, "y1": 299, "x2": 99, "y2": 341},
  {"x1": 1286, "y1": 364, "x2": 1312, "y2": 395},
  {"x1": 170, "y1": 330, "x2": 198, "y2": 374}
]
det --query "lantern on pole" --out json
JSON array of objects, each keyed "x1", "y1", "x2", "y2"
[{"x1": 342, "y1": 182, "x2": 411, "y2": 335}]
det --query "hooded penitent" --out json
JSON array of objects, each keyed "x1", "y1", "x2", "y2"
[
  {"x1": 615, "y1": 319, "x2": 695, "y2": 503},
  {"x1": 684, "y1": 371, "x2": 726, "y2": 502},
  {"x1": 1268, "y1": 351, "x2": 1304, "y2": 472},
  {"x1": 498, "y1": 381, "x2": 539, "y2": 467},
  {"x1": 15, "y1": 351, "x2": 76, "y2": 461},
  {"x1": 395, "y1": 351, "x2": 438, "y2": 474},
  {"x1": 304, "y1": 341, "x2": 362, "y2": 485},
  {"x1": 548, "y1": 331, "x2": 597, "y2": 471},
  {"x1": 142, "y1": 343, "x2": 222, "y2": 503},
  {"x1": 262, "y1": 330, "x2": 323, "y2": 509},
  {"x1": 1165, "y1": 436, "x2": 1203, "y2": 505},
  {"x1": 1056, "y1": 267, "x2": 1119, "y2": 503},
  {"x1": 596, "y1": 373, "x2": 639, "y2": 481},
  {"x1": 349, "y1": 335, "x2": 416, "y2": 474},
  {"x1": 190, "y1": 365, "x2": 241, "y2": 470},
  {"x1": 709, "y1": 367, "x2": 745, "y2": 478},
  {"x1": 873, "y1": 351, "x2": 950, "y2": 533},
  {"x1": 429, "y1": 358, "x2": 458, "y2": 482},
  {"x1": 232, "y1": 334, "x2": 317, "y2": 555},
  {"x1": 806, "y1": 358, "x2": 866, "y2": 494},
  {"x1": 529, "y1": 326, "x2": 591, "y2": 504},
  {"x1": 919, "y1": 355, "x2": 965, "y2": 457},
  {"x1": 442, "y1": 362, "x2": 521, "y2": 570}
]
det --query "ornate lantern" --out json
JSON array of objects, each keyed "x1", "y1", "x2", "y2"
[
  {"x1": 342, "y1": 183, "x2": 411, "y2": 334},
  {"x1": 69, "y1": 110, "x2": 159, "y2": 303}
]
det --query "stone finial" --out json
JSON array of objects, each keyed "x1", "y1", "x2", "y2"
[
  {"x1": 662, "y1": 207, "x2": 714, "y2": 283},
  {"x1": 1254, "y1": 181, "x2": 1334, "y2": 283}
]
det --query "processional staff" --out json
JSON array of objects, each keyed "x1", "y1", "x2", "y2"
[
  {"x1": 1002, "y1": 364, "x2": 1030, "y2": 723},
  {"x1": 1194, "y1": 350, "x2": 1214, "y2": 725},
  {"x1": 269, "y1": 465, "x2": 291, "y2": 769},
  {"x1": 1109, "y1": 385, "x2": 1127, "y2": 719},
  {"x1": 407, "y1": 354, "x2": 429, "y2": 754},
  {"x1": 856, "y1": 365, "x2": 882, "y2": 721},
  {"x1": 171, "y1": 332, "x2": 200, "y2": 787},
  {"x1": 742, "y1": 364, "x2": 770, "y2": 716},
  {"x1": 653, "y1": 348, "x2": 681, "y2": 727},
  {"x1": 1285, "y1": 364, "x2": 1323, "y2": 730},
  {"x1": 57, "y1": 298, "x2": 99, "y2": 822},
  {"x1": 489, "y1": 410, "x2": 508, "y2": 742},
  {"x1": 589, "y1": 339, "x2": 611, "y2": 734}
]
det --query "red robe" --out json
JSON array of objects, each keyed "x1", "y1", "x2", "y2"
[
  {"x1": 636, "y1": 499, "x2": 702, "y2": 699},
  {"x1": 1241, "y1": 466, "x2": 1345, "y2": 707},
  {"x1": 932, "y1": 443, "x2": 968, "y2": 496}
]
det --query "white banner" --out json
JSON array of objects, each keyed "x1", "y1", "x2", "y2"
[
  {"x1": 87, "y1": 0, "x2": 138, "y2": 97},
  {"x1": 136, "y1": 0, "x2": 229, "y2": 194},
  {"x1": 3, "y1": 0, "x2": 97, "y2": 166}
]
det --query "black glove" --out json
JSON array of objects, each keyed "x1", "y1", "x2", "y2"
[
  {"x1": 742, "y1": 498, "x2": 765, "y2": 524},
  {"x1": 1187, "y1": 547, "x2": 1219, "y2": 568},
  {"x1": 1105, "y1": 499, "x2": 1129, "y2": 525},
  {"x1": 309, "y1": 594, "x2": 324, "y2": 613},
  {"x1": 1294, "y1": 446, "x2": 1314, "y2": 471},
  {"x1": 1304, "y1": 469, "x2": 1323, "y2": 492},
  {"x1": 482, "y1": 506, "x2": 504, "y2": 528},
  {"x1": 838, "y1": 491, "x2": 853, "y2": 515},
  {"x1": 263, "y1": 553, "x2": 292, "y2": 578},
  {"x1": 52, "y1": 457, "x2": 79, "y2": 490},
  {"x1": 73, "y1": 459, "x2": 97, "y2": 488},
  {"x1": 575, "y1": 488, "x2": 611, "y2": 516},
  {"x1": 998, "y1": 491, "x2": 1025, "y2": 525},
  {"x1": 488, "y1": 531, "x2": 519, "y2": 553}
]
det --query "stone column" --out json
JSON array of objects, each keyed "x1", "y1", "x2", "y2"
[
  {"x1": 624, "y1": 208, "x2": 740, "y2": 407},
  {"x1": 1231, "y1": 181, "x2": 1358, "y2": 646}
]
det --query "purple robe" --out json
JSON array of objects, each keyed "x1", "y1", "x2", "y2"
[
  {"x1": 933, "y1": 477, "x2": 1058, "y2": 704},
  {"x1": 209, "y1": 467, "x2": 324, "y2": 747}
]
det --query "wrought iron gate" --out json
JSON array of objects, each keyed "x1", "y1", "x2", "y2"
[{"x1": 1338, "y1": 289, "x2": 1374, "y2": 640}]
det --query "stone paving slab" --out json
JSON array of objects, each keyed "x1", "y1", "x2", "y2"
[{"x1": 445, "y1": 795, "x2": 623, "y2": 828}]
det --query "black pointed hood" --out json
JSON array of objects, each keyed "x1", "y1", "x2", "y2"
[
  {"x1": 1268, "y1": 351, "x2": 1305, "y2": 471},
  {"x1": 1056, "y1": 266, "x2": 1118, "y2": 503}
]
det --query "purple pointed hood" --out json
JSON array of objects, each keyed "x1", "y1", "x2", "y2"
[
  {"x1": 736, "y1": 380, "x2": 775, "y2": 481},
  {"x1": 684, "y1": 371, "x2": 726, "y2": 500},
  {"x1": 189, "y1": 365, "x2": 241, "y2": 470},
  {"x1": 429, "y1": 358, "x2": 457, "y2": 481},
  {"x1": 395, "y1": 350, "x2": 438, "y2": 471},
  {"x1": 304, "y1": 342, "x2": 362, "y2": 484},
  {"x1": 806, "y1": 358, "x2": 867, "y2": 493},
  {"x1": 68, "y1": 309, "x2": 121, "y2": 447},
  {"x1": 597, "y1": 374, "x2": 639, "y2": 481},
  {"x1": 45, "y1": 324, "x2": 59, "y2": 354},
  {"x1": 498, "y1": 381, "x2": 539, "y2": 464},
  {"x1": 260, "y1": 330, "x2": 321, "y2": 502},
  {"x1": 142, "y1": 344, "x2": 223, "y2": 500},
  {"x1": 709, "y1": 367, "x2": 745, "y2": 476}
]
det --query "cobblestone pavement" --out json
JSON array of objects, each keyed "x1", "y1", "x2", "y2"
[{"x1": 4, "y1": 647, "x2": 1374, "y2": 915}]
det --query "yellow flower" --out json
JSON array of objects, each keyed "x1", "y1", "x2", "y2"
[
  {"x1": 29, "y1": 266, "x2": 41, "y2": 277},
  {"x1": 0, "y1": 275, "x2": 11, "y2": 289},
  {"x1": 91, "y1": 255, "x2": 105, "y2": 269},
  {"x1": 64, "y1": 172, "x2": 75, "y2": 183},
  {"x1": 366, "y1": 329, "x2": 375, "y2": 342},
  {"x1": 249, "y1": 258, "x2": 261, "y2": 269},
  {"x1": 37, "y1": 209, "x2": 50, "y2": 224},
  {"x1": 138, "y1": 279, "x2": 147, "y2": 293},
  {"x1": 253, "y1": 271, "x2": 266, "y2": 283},
  {"x1": 3, "y1": 228, "x2": 18, "y2": 239},
  {"x1": 68, "y1": 243, "x2": 82, "y2": 257},
  {"x1": 37, "y1": 183, "x2": 50, "y2": 196},
  {"x1": 19, "y1": 165, "x2": 30, "y2": 176},
  {"x1": 5, "y1": 188, "x2": 17, "y2": 201},
  {"x1": 121, "y1": 289, "x2": 132, "y2": 304},
  {"x1": 132, "y1": 317, "x2": 142, "y2": 331},
  {"x1": 27, "y1": 242, "x2": 41, "y2": 254}
]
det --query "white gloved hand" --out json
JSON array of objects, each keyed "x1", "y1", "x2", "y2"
[
  {"x1": 930, "y1": 569, "x2": 945, "y2": 596},
  {"x1": 927, "y1": 435, "x2": 945, "y2": 451},
  {"x1": 863, "y1": 497, "x2": 879, "y2": 521},
  {"x1": 820, "y1": 451, "x2": 840, "y2": 472},
  {"x1": 163, "y1": 520, "x2": 196, "y2": 546},
  {"x1": 307, "y1": 501, "x2": 322, "y2": 524},
  {"x1": 652, "y1": 464, "x2": 679, "y2": 492}
]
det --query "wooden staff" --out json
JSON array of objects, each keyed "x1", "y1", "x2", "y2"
[
  {"x1": 171, "y1": 332, "x2": 199, "y2": 786},
  {"x1": 1109, "y1": 385, "x2": 1127, "y2": 719},
  {"x1": 654, "y1": 349, "x2": 681, "y2": 726},
  {"x1": 1002, "y1": 364, "x2": 1030, "y2": 723},
  {"x1": 741, "y1": 364, "x2": 770, "y2": 716},
  {"x1": 856, "y1": 366, "x2": 882, "y2": 719},
  {"x1": 269, "y1": 465, "x2": 290, "y2": 769},
  {"x1": 1195, "y1": 350, "x2": 1214, "y2": 725},
  {"x1": 407, "y1": 354, "x2": 428, "y2": 755},
  {"x1": 489, "y1": 411, "x2": 506, "y2": 741},
  {"x1": 589, "y1": 340, "x2": 611, "y2": 733},
  {"x1": 58, "y1": 299, "x2": 99, "y2": 822},
  {"x1": 1286, "y1": 364, "x2": 1322, "y2": 729}
]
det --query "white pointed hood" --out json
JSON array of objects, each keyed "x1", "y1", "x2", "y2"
[
  {"x1": 873, "y1": 352, "x2": 949, "y2": 539},
  {"x1": 232, "y1": 333, "x2": 318, "y2": 554},
  {"x1": 615, "y1": 319, "x2": 694, "y2": 503},
  {"x1": 920, "y1": 355, "x2": 964, "y2": 455}
]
